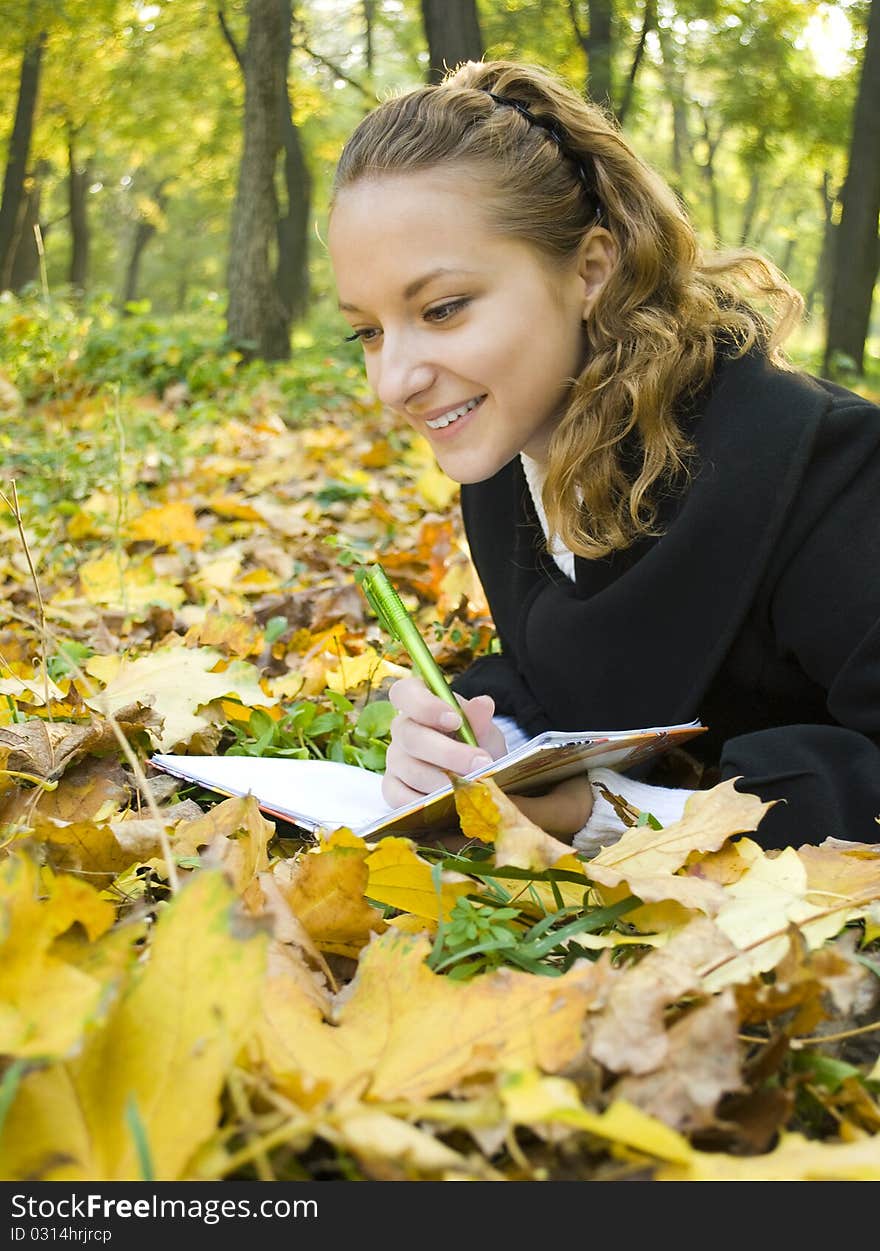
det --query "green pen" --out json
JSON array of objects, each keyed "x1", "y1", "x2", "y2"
[{"x1": 355, "y1": 562, "x2": 479, "y2": 748}]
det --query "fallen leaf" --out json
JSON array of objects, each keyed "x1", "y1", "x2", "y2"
[
  {"x1": 126, "y1": 501, "x2": 204, "y2": 549},
  {"x1": 272, "y1": 837, "x2": 386, "y2": 958},
  {"x1": 365, "y1": 837, "x2": 472, "y2": 922},
  {"x1": 84, "y1": 645, "x2": 276, "y2": 750},
  {"x1": 588, "y1": 781, "x2": 772, "y2": 913},
  {"x1": 0, "y1": 870, "x2": 269, "y2": 1180},
  {"x1": 655, "y1": 1130, "x2": 880, "y2": 1180}
]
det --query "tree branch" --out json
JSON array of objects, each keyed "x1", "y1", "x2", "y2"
[
  {"x1": 294, "y1": 39, "x2": 376, "y2": 100},
  {"x1": 567, "y1": 0, "x2": 588, "y2": 51},
  {"x1": 217, "y1": 5, "x2": 243, "y2": 70},
  {"x1": 618, "y1": 0, "x2": 656, "y2": 125}
]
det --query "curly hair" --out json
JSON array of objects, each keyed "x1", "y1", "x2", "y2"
[{"x1": 332, "y1": 59, "x2": 803, "y2": 558}]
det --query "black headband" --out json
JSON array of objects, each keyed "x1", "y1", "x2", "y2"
[{"x1": 483, "y1": 90, "x2": 603, "y2": 220}]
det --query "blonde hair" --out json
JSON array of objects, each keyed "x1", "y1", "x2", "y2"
[{"x1": 332, "y1": 60, "x2": 803, "y2": 558}]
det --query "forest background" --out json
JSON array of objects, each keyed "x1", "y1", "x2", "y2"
[
  {"x1": 1, "y1": 0, "x2": 880, "y2": 1187},
  {"x1": 2, "y1": 0, "x2": 879, "y2": 379}
]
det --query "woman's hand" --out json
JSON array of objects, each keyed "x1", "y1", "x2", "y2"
[
  {"x1": 382, "y1": 678, "x2": 594, "y2": 841},
  {"x1": 509, "y1": 774, "x2": 594, "y2": 840},
  {"x1": 382, "y1": 677, "x2": 507, "y2": 810}
]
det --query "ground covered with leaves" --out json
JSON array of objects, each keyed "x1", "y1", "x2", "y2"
[{"x1": 1, "y1": 299, "x2": 879, "y2": 1182}]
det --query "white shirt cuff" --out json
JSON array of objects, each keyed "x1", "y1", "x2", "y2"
[{"x1": 573, "y1": 766, "x2": 694, "y2": 857}]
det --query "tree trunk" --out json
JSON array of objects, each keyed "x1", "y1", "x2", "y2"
[
  {"x1": 696, "y1": 105, "x2": 723, "y2": 245},
  {"x1": 617, "y1": 0, "x2": 655, "y2": 125},
  {"x1": 806, "y1": 172, "x2": 836, "y2": 320},
  {"x1": 276, "y1": 0, "x2": 311, "y2": 324},
  {"x1": 0, "y1": 32, "x2": 47, "y2": 291},
  {"x1": 7, "y1": 172, "x2": 43, "y2": 291},
  {"x1": 67, "y1": 130, "x2": 90, "y2": 294},
  {"x1": 655, "y1": 21, "x2": 691, "y2": 202},
  {"x1": 420, "y1": 0, "x2": 483, "y2": 84},
  {"x1": 363, "y1": 0, "x2": 376, "y2": 75},
  {"x1": 121, "y1": 181, "x2": 168, "y2": 308},
  {"x1": 739, "y1": 169, "x2": 761, "y2": 247},
  {"x1": 226, "y1": 0, "x2": 290, "y2": 361},
  {"x1": 824, "y1": 0, "x2": 880, "y2": 375},
  {"x1": 567, "y1": 0, "x2": 614, "y2": 112},
  {"x1": 588, "y1": 0, "x2": 613, "y2": 109}
]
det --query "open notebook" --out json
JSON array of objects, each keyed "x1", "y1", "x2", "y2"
[{"x1": 152, "y1": 720, "x2": 704, "y2": 842}]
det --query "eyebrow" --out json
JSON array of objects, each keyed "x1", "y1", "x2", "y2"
[{"x1": 338, "y1": 267, "x2": 478, "y2": 313}]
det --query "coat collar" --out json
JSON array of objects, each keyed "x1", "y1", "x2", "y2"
[{"x1": 497, "y1": 351, "x2": 833, "y2": 728}]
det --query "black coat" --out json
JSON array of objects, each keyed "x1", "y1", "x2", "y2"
[{"x1": 452, "y1": 348, "x2": 880, "y2": 849}]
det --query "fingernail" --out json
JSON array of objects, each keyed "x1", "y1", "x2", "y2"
[
  {"x1": 471, "y1": 753, "x2": 493, "y2": 770},
  {"x1": 440, "y1": 709, "x2": 461, "y2": 730}
]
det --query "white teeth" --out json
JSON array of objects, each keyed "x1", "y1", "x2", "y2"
[{"x1": 426, "y1": 396, "x2": 483, "y2": 429}]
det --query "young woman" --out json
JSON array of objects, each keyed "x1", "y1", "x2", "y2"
[{"x1": 328, "y1": 58, "x2": 880, "y2": 854}]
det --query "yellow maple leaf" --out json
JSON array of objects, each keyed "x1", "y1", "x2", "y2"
[
  {"x1": 253, "y1": 929, "x2": 611, "y2": 1106},
  {"x1": 0, "y1": 855, "x2": 124, "y2": 1059},
  {"x1": 79, "y1": 551, "x2": 185, "y2": 613},
  {"x1": 588, "y1": 780, "x2": 771, "y2": 915},
  {"x1": 0, "y1": 870, "x2": 268, "y2": 1181},
  {"x1": 192, "y1": 554, "x2": 242, "y2": 592},
  {"x1": 455, "y1": 775, "x2": 585, "y2": 872},
  {"x1": 324, "y1": 645, "x2": 409, "y2": 694},
  {"x1": 365, "y1": 836, "x2": 471, "y2": 922},
  {"x1": 126, "y1": 501, "x2": 204, "y2": 549},
  {"x1": 169, "y1": 795, "x2": 275, "y2": 897},
  {"x1": 702, "y1": 840, "x2": 869, "y2": 992},
  {"x1": 205, "y1": 493, "x2": 264, "y2": 522},
  {"x1": 84, "y1": 645, "x2": 277, "y2": 751},
  {"x1": 272, "y1": 840, "x2": 386, "y2": 958}
]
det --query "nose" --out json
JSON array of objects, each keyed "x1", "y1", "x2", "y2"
[{"x1": 369, "y1": 332, "x2": 435, "y2": 413}]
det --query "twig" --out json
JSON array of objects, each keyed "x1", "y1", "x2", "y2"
[
  {"x1": 1, "y1": 481, "x2": 52, "y2": 722},
  {"x1": 227, "y1": 1067, "x2": 275, "y2": 1181}
]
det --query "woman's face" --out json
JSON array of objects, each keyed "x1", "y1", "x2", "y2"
[{"x1": 328, "y1": 170, "x2": 593, "y2": 482}]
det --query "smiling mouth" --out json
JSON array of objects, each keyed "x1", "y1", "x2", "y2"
[{"x1": 425, "y1": 395, "x2": 486, "y2": 430}]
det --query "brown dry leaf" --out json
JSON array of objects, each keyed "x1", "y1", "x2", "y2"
[
  {"x1": 588, "y1": 780, "x2": 772, "y2": 913},
  {"x1": 253, "y1": 929, "x2": 613, "y2": 1106},
  {"x1": 610, "y1": 989, "x2": 743, "y2": 1131},
  {"x1": 0, "y1": 720, "x2": 95, "y2": 778},
  {"x1": 0, "y1": 756, "x2": 131, "y2": 829},
  {"x1": 271, "y1": 834, "x2": 387, "y2": 958},
  {"x1": 84, "y1": 644, "x2": 276, "y2": 750},
  {"x1": 797, "y1": 839, "x2": 880, "y2": 911},
  {"x1": 735, "y1": 926, "x2": 851, "y2": 1033},
  {"x1": 169, "y1": 794, "x2": 275, "y2": 898},
  {"x1": 588, "y1": 917, "x2": 739, "y2": 1075},
  {"x1": 0, "y1": 870, "x2": 269, "y2": 1181},
  {"x1": 31, "y1": 813, "x2": 165, "y2": 884}
]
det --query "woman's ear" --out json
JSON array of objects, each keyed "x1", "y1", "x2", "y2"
[{"x1": 578, "y1": 227, "x2": 618, "y2": 319}]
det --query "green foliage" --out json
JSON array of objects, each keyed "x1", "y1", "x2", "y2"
[
  {"x1": 425, "y1": 857, "x2": 640, "y2": 980},
  {"x1": 222, "y1": 692, "x2": 395, "y2": 773}
]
